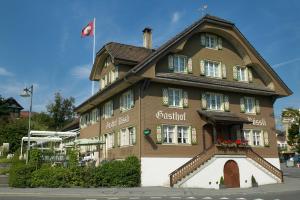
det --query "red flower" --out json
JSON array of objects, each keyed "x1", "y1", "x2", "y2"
[{"x1": 235, "y1": 139, "x2": 241, "y2": 145}]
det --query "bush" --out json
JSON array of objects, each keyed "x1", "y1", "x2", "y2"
[
  {"x1": 31, "y1": 165, "x2": 70, "y2": 187},
  {"x1": 9, "y1": 156, "x2": 141, "y2": 188},
  {"x1": 9, "y1": 162, "x2": 35, "y2": 187}
]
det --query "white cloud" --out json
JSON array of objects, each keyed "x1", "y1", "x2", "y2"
[
  {"x1": 0, "y1": 67, "x2": 13, "y2": 76},
  {"x1": 171, "y1": 12, "x2": 181, "y2": 24},
  {"x1": 273, "y1": 57, "x2": 300, "y2": 69},
  {"x1": 71, "y1": 64, "x2": 91, "y2": 79}
]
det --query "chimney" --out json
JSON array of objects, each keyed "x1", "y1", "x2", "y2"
[{"x1": 143, "y1": 27, "x2": 152, "y2": 49}]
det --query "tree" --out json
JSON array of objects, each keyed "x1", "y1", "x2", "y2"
[
  {"x1": 282, "y1": 108, "x2": 300, "y2": 153},
  {"x1": 287, "y1": 124, "x2": 300, "y2": 153},
  {"x1": 46, "y1": 92, "x2": 75, "y2": 130}
]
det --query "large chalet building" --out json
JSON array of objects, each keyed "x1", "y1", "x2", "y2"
[{"x1": 75, "y1": 15, "x2": 292, "y2": 189}]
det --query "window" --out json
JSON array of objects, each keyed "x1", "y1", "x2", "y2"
[
  {"x1": 253, "y1": 130, "x2": 261, "y2": 146},
  {"x1": 207, "y1": 93, "x2": 223, "y2": 111},
  {"x1": 120, "y1": 90, "x2": 134, "y2": 111},
  {"x1": 205, "y1": 60, "x2": 221, "y2": 78},
  {"x1": 243, "y1": 129, "x2": 263, "y2": 147},
  {"x1": 168, "y1": 88, "x2": 182, "y2": 108},
  {"x1": 162, "y1": 125, "x2": 190, "y2": 144},
  {"x1": 177, "y1": 126, "x2": 189, "y2": 144},
  {"x1": 120, "y1": 127, "x2": 136, "y2": 146},
  {"x1": 173, "y1": 55, "x2": 187, "y2": 73},
  {"x1": 103, "y1": 101, "x2": 113, "y2": 119},
  {"x1": 205, "y1": 34, "x2": 218, "y2": 49},
  {"x1": 245, "y1": 97, "x2": 255, "y2": 114},
  {"x1": 163, "y1": 125, "x2": 175, "y2": 144},
  {"x1": 243, "y1": 130, "x2": 251, "y2": 145},
  {"x1": 107, "y1": 133, "x2": 114, "y2": 149},
  {"x1": 104, "y1": 56, "x2": 111, "y2": 68},
  {"x1": 129, "y1": 127, "x2": 136, "y2": 145},
  {"x1": 237, "y1": 66, "x2": 248, "y2": 81}
]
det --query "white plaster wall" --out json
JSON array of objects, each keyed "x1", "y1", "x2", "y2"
[
  {"x1": 141, "y1": 157, "x2": 191, "y2": 187},
  {"x1": 264, "y1": 158, "x2": 281, "y2": 170},
  {"x1": 180, "y1": 156, "x2": 278, "y2": 189}
]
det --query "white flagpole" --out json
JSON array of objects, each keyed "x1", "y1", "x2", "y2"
[{"x1": 91, "y1": 17, "x2": 96, "y2": 96}]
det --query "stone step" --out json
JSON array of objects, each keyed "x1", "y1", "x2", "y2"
[
  {"x1": 0, "y1": 175, "x2": 9, "y2": 185},
  {"x1": 0, "y1": 183, "x2": 9, "y2": 187}
]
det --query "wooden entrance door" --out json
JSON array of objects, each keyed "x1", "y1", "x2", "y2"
[
  {"x1": 203, "y1": 124, "x2": 213, "y2": 150},
  {"x1": 223, "y1": 160, "x2": 240, "y2": 188}
]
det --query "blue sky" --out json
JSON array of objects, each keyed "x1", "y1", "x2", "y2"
[{"x1": 0, "y1": 0, "x2": 299, "y2": 128}]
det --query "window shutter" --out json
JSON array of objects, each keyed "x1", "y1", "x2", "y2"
[
  {"x1": 187, "y1": 58, "x2": 193, "y2": 73},
  {"x1": 162, "y1": 88, "x2": 169, "y2": 106},
  {"x1": 240, "y1": 97, "x2": 245, "y2": 113},
  {"x1": 191, "y1": 127, "x2": 197, "y2": 145},
  {"x1": 201, "y1": 93, "x2": 207, "y2": 110},
  {"x1": 248, "y1": 68, "x2": 253, "y2": 82},
  {"x1": 112, "y1": 132, "x2": 115, "y2": 148},
  {"x1": 183, "y1": 91, "x2": 188, "y2": 108},
  {"x1": 263, "y1": 131, "x2": 269, "y2": 146},
  {"x1": 255, "y1": 99, "x2": 260, "y2": 114},
  {"x1": 132, "y1": 127, "x2": 136, "y2": 145},
  {"x1": 117, "y1": 131, "x2": 120, "y2": 147},
  {"x1": 201, "y1": 34, "x2": 206, "y2": 46},
  {"x1": 115, "y1": 66, "x2": 119, "y2": 80},
  {"x1": 224, "y1": 95, "x2": 230, "y2": 111},
  {"x1": 218, "y1": 37, "x2": 222, "y2": 50},
  {"x1": 200, "y1": 60, "x2": 205, "y2": 75},
  {"x1": 130, "y1": 90, "x2": 135, "y2": 108},
  {"x1": 222, "y1": 63, "x2": 226, "y2": 79},
  {"x1": 233, "y1": 66, "x2": 238, "y2": 80},
  {"x1": 156, "y1": 125, "x2": 162, "y2": 143},
  {"x1": 119, "y1": 95, "x2": 123, "y2": 112},
  {"x1": 168, "y1": 55, "x2": 174, "y2": 71}
]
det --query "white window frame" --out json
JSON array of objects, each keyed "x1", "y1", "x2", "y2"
[
  {"x1": 162, "y1": 124, "x2": 191, "y2": 145},
  {"x1": 207, "y1": 93, "x2": 224, "y2": 111},
  {"x1": 107, "y1": 132, "x2": 114, "y2": 149},
  {"x1": 236, "y1": 66, "x2": 248, "y2": 82},
  {"x1": 173, "y1": 55, "x2": 187, "y2": 73},
  {"x1": 244, "y1": 97, "x2": 256, "y2": 114},
  {"x1": 204, "y1": 60, "x2": 221, "y2": 78},
  {"x1": 168, "y1": 88, "x2": 183, "y2": 108},
  {"x1": 243, "y1": 129, "x2": 264, "y2": 147},
  {"x1": 205, "y1": 34, "x2": 218, "y2": 49},
  {"x1": 103, "y1": 100, "x2": 113, "y2": 119},
  {"x1": 120, "y1": 126, "x2": 135, "y2": 147},
  {"x1": 120, "y1": 90, "x2": 134, "y2": 111}
]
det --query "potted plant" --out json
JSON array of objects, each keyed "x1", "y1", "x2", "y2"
[
  {"x1": 251, "y1": 175, "x2": 258, "y2": 187},
  {"x1": 219, "y1": 176, "x2": 226, "y2": 189}
]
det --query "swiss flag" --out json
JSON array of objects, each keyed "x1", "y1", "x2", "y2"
[{"x1": 81, "y1": 21, "x2": 94, "y2": 37}]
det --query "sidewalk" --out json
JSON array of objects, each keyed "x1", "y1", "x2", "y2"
[{"x1": 0, "y1": 176, "x2": 300, "y2": 198}]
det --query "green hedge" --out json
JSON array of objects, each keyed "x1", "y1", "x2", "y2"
[{"x1": 9, "y1": 156, "x2": 140, "y2": 188}]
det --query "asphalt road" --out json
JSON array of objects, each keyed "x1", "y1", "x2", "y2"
[{"x1": 0, "y1": 191, "x2": 299, "y2": 200}]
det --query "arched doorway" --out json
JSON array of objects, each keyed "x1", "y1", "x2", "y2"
[
  {"x1": 223, "y1": 160, "x2": 240, "y2": 188},
  {"x1": 203, "y1": 124, "x2": 213, "y2": 150}
]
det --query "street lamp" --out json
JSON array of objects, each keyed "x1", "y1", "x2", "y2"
[{"x1": 20, "y1": 85, "x2": 33, "y2": 164}]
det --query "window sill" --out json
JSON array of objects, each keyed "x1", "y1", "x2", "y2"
[
  {"x1": 205, "y1": 76, "x2": 222, "y2": 79},
  {"x1": 244, "y1": 112, "x2": 256, "y2": 116},
  {"x1": 161, "y1": 143, "x2": 192, "y2": 146},
  {"x1": 120, "y1": 107, "x2": 134, "y2": 113},
  {"x1": 205, "y1": 47, "x2": 219, "y2": 50},
  {"x1": 119, "y1": 144, "x2": 134, "y2": 148},
  {"x1": 168, "y1": 105, "x2": 184, "y2": 109},
  {"x1": 206, "y1": 109, "x2": 224, "y2": 112}
]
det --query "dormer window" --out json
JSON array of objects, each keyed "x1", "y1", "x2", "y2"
[
  {"x1": 203, "y1": 60, "x2": 221, "y2": 78},
  {"x1": 201, "y1": 33, "x2": 222, "y2": 50},
  {"x1": 104, "y1": 56, "x2": 111, "y2": 68},
  {"x1": 168, "y1": 54, "x2": 188, "y2": 73},
  {"x1": 233, "y1": 66, "x2": 253, "y2": 82},
  {"x1": 173, "y1": 55, "x2": 187, "y2": 73},
  {"x1": 206, "y1": 34, "x2": 217, "y2": 49}
]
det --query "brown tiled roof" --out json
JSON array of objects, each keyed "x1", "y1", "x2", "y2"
[
  {"x1": 103, "y1": 42, "x2": 154, "y2": 64},
  {"x1": 156, "y1": 73, "x2": 275, "y2": 95}
]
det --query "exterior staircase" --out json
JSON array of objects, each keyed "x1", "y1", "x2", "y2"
[{"x1": 169, "y1": 145, "x2": 283, "y2": 187}]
